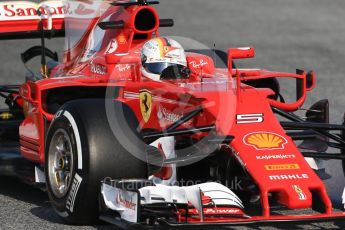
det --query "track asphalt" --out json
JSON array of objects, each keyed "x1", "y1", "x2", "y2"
[{"x1": 1, "y1": 0, "x2": 345, "y2": 229}]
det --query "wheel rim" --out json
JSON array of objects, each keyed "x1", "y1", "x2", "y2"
[{"x1": 48, "y1": 128, "x2": 74, "y2": 198}]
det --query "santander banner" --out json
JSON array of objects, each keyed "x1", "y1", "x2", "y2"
[
  {"x1": 0, "y1": 0, "x2": 106, "y2": 21},
  {"x1": 0, "y1": 1, "x2": 65, "y2": 21},
  {"x1": 0, "y1": 0, "x2": 107, "y2": 34}
]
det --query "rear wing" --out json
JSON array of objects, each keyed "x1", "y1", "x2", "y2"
[{"x1": 0, "y1": 1, "x2": 65, "y2": 40}]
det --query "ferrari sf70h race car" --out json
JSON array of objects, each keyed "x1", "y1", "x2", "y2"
[{"x1": 1, "y1": 0, "x2": 345, "y2": 228}]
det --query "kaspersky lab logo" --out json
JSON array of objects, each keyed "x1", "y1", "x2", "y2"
[{"x1": 243, "y1": 132, "x2": 288, "y2": 150}]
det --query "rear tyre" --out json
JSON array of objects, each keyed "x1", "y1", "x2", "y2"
[{"x1": 45, "y1": 99, "x2": 147, "y2": 224}]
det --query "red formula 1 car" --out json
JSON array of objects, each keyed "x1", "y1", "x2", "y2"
[{"x1": 1, "y1": 0, "x2": 345, "y2": 228}]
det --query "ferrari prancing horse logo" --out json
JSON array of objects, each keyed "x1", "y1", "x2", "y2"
[{"x1": 140, "y1": 90, "x2": 152, "y2": 123}]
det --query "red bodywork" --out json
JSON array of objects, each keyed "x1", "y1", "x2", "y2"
[{"x1": 1, "y1": 0, "x2": 344, "y2": 225}]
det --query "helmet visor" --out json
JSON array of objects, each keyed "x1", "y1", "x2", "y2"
[{"x1": 144, "y1": 62, "x2": 172, "y2": 75}]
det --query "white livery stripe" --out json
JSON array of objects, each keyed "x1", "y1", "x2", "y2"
[{"x1": 63, "y1": 111, "x2": 83, "y2": 169}]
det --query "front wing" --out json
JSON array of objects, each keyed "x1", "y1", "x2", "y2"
[{"x1": 100, "y1": 180, "x2": 345, "y2": 227}]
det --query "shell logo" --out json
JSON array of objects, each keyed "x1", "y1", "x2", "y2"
[{"x1": 243, "y1": 132, "x2": 288, "y2": 150}]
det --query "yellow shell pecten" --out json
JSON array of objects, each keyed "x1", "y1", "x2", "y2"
[{"x1": 244, "y1": 132, "x2": 287, "y2": 150}]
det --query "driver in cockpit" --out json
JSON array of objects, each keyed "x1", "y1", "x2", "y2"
[{"x1": 141, "y1": 37, "x2": 191, "y2": 81}]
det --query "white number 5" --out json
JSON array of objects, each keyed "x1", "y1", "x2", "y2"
[{"x1": 236, "y1": 114, "x2": 264, "y2": 124}]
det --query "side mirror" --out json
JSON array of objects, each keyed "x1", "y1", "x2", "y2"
[
  {"x1": 106, "y1": 54, "x2": 141, "y2": 81},
  {"x1": 229, "y1": 47, "x2": 255, "y2": 59},
  {"x1": 228, "y1": 47, "x2": 255, "y2": 74}
]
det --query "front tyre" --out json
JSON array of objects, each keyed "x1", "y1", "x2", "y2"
[{"x1": 45, "y1": 99, "x2": 147, "y2": 224}]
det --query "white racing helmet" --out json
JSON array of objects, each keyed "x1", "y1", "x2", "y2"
[{"x1": 141, "y1": 37, "x2": 190, "y2": 81}]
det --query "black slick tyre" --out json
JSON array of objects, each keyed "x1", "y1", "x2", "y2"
[{"x1": 44, "y1": 99, "x2": 147, "y2": 224}]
